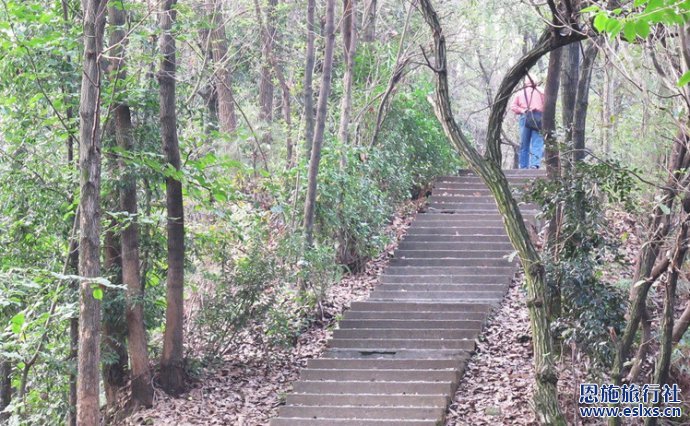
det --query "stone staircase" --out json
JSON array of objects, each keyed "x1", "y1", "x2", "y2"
[{"x1": 271, "y1": 170, "x2": 544, "y2": 426}]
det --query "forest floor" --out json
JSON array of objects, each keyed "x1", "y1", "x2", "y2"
[
  {"x1": 123, "y1": 199, "x2": 424, "y2": 426},
  {"x1": 123, "y1": 207, "x2": 690, "y2": 425}
]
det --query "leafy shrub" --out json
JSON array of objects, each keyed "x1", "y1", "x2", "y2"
[{"x1": 527, "y1": 161, "x2": 637, "y2": 369}]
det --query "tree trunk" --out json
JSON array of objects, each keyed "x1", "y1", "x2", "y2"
[
  {"x1": 644, "y1": 213, "x2": 690, "y2": 426},
  {"x1": 108, "y1": 1, "x2": 154, "y2": 408},
  {"x1": 338, "y1": 0, "x2": 356, "y2": 145},
  {"x1": 254, "y1": 0, "x2": 293, "y2": 167},
  {"x1": 673, "y1": 300, "x2": 690, "y2": 343},
  {"x1": 0, "y1": 360, "x2": 10, "y2": 422},
  {"x1": 419, "y1": 1, "x2": 585, "y2": 422},
  {"x1": 208, "y1": 0, "x2": 238, "y2": 135},
  {"x1": 303, "y1": 0, "x2": 335, "y2": 249},
  {"x1": 76, "y1": 0, "x2": 106, "y2": 424},
  {"x1": 542, "y1": 46, "x2": 562, "y2": 320},
  {"x1": 361, "y1": 0, "x2": 376, "y2": 42},
  {"x1": 572, "y1": 41, "x2": 598, "y2": 163},
  {"x1": 602, "y1": 45, "x2": 618, "y2": 154},
  {"x1": 258, "y1": 0, "x2": 277, "y2": 147},
  {"x1": 158, "y1": 0, "x2": 186, "y2": 396},
  {"x1": 611, "y1": 133, "x2": 690, "y2": 396},
  {"x1": 304, "y1": 0, "x2": 316, "y2": 156},
  {"x1": 560, "y1": 42, "x2": 579, "y2": 170},
  {"x1": 102, "y1": 225, "x2": 128, "y2": 411}
]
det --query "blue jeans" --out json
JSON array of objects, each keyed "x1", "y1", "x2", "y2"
[{"x1": 518, "y1": 114, "x2": 544, "y2": 169}]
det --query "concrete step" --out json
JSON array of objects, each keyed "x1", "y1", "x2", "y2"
[
  {"x1": 428, "y1": 196, "x2": 496, "y2": 204},
  {"x1": 395, "y1": 249, "x2": 511, "y2": 259},
  {"x1": 426, "y1": 203, "x2": 500, "y2": 211},
  {"x1": 369, "y1": 290, "x2": 505, "y2": 301},
  {"x1": 305, "y1": 358, "x2": 463, "y2": 370},
  {"x1": 285, "y1": 393, "x2": 449, "y2": 408},
  {"x1": 381, "y1": 273, "x2": 513, "y2": 284},
  {"x1": 406, "y1": 226, "x2": 507, "y2": 236},
  {"x1": 343, "y1": 310, "x2": 487, "y2": 321},
  {"x1": 402, "y1": 234, "x2": 510, "y2": 243},
  {"x1": 427, "y1": 202, "x2": 537, "y2": 211},
  {"x1": 413, "y1": 213, "x2": 504, "y2": 221},
  {"x1": 300, "y1": 368, "x2": 459, "y2": 382},
  {"x1": 337, "y1": 319, "x2": 483, "y2": 330},
  {"x1": 349, "y1": 301, "x2": 491, "y2": 312},
  {"x1": 397, "y1": 241, "x2": 513, "y2": 251},
  {"x1": 379, "y1": 283, "x2": 508, "y2": 292},
  {"x1": 328, "y1": 338, "x2": 474, "y2": 350},
  {"x1": 277, "y1": 406, "x2": 442, "y2": 421},
  {"x1": 333, "y1": 329, "x2": 477, "y2": 340},
  {"x1": 385, "y1": 266, "x2": 516, "y2": 275},
  {"x1": 291, "y1": 380, "x2": 453, "y2": 395},
  {"x1": 388, "y1": 258, "x2": 513, "y2": 267},
  {"x1": 272, "y1": 419, "x2": 437, "y2": 426},
  {"x1": 323, "y1": 348, "x2": 469, "y2": 360}
]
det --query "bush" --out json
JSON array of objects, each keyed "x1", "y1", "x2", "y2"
[{"x1": 527, "y1": 161, "x2": 637, "y2": 369}]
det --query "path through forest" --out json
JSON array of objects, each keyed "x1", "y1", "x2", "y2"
[{"x1": 271, "y1": 169, "x2": 544, "y2": 425}]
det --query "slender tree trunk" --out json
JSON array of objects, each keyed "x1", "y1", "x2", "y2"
[
  {"x1": 208, "y1": 0, "x2": 238, "y2": 135},
  {"x1": 602, "y1": 46, "x2": 618, "y2": 154},
  {"x1": 102, "y1": 225, "x2": 128, "y2": 411},
  {"x1": 158, "y1": 0, "x2": 186, "y2": 396},
  {"x1": 258, "y1": 0, "x2": 277, "y2": 147},
  {"x1": 304, "y1": 0, "x2": 316, "y2": 156},
  {"x1": 67, "y1": 233, "x2": 79, "y2": 426},
  {"x1": 361, "y1": 0, "x2": 376, "y2": 42},
  {"x1": 572, "y1": 41, "x2": 598, "y2": 163},
  {"x1": 0, "y1": 361, "x2": 10, "y2": 422},
  {"x1": 76, "y1": 0, "x2": 106, "y2": 423},
  {"x1": 611, "y1": 133, "x2": 690, "y2": 399},
  {"x1": 108, "y1": 1, "x2": 154, "y2": 408},
  {"x1": 303, "y1": 0, "x2": 335, "y2": 249},
  {"x1": 254, "y1": 0, "x2": 293, "y2": 167},
  {"x1": 338, "y1": 0, "x2": 356, "y2": 145},
  {"x1": 560, "y1": 42, "x2": 579, "y2": 171},
  {"x1": 673, "y1": 299, "x2": 690, "y2": 343},
  {"x1": 542, "y1": 46, "x2": 563, "y2": 320}
]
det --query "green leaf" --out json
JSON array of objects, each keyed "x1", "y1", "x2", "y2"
[
  {"x1": 623, "y1": 21, "x2": 637, "y2": 41},
  {"x1": 678, "y1": 70, "x2": 690, "y2": 87},
  {"x1": 10, "y1": 312, "x2": 25, "y2": 334},
  {"x1": 606, "y1": 18, "x2": 623, "y2": 37},
  {"x1": 593, "y1": 13, "x2": 610, "y2": 32},
  {"x1": 92, "y1": 287, "x2": 103, "y2": 300},
  {"x1": 635, "y1": 20, "x2": 651, "y2": 38}
]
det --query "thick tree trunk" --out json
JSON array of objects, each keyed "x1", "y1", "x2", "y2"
[
  {"x1": 304, "y1": 0, "x2": 316, "y2": 156},
  {"x1": 208, "y1": 0, "x2": 238, "y2": 135},
  {"x1": 158, "y1": 0, "x2": 186, "y2": 396},
  {"x1": 108, "y1": 2, "x2": 154, "y2": 408},
  {"x1": 76, "y1": 0, "x2": 106, "y2": 424},
  {"x1": 361, "y1": 0, "x2": 376, "y2": 42},
  {"x1": 303, "y1": 0, "x2": 335, "y2": 249},
  {"x1": 338, "y1": 0, "x2": 356, "y2": 145},
  {"x1": 419, "y1": 1, "x2": 585, "y2": 423}
]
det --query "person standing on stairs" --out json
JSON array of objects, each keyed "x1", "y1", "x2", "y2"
[{"x1": 510, "y1": 76, "x2": 545, "y2": 169}]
